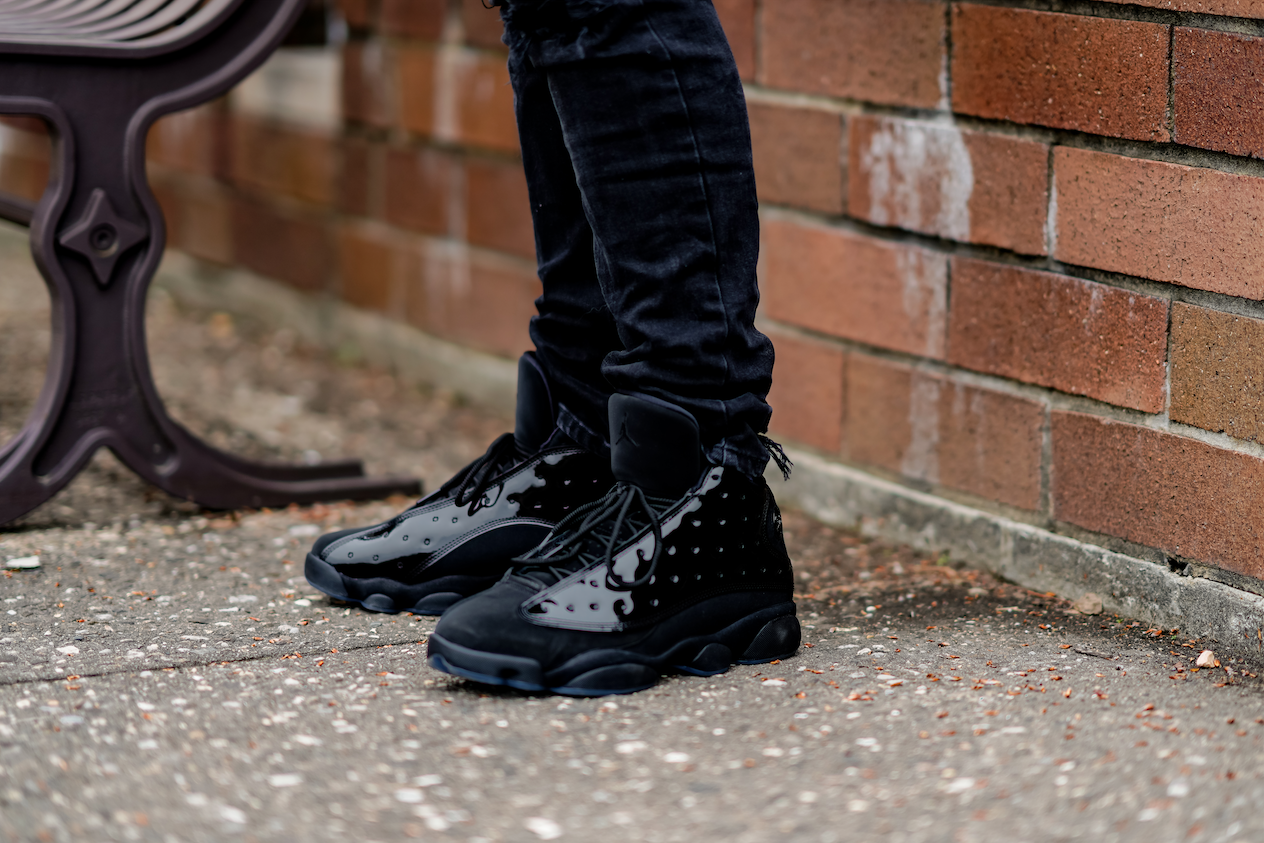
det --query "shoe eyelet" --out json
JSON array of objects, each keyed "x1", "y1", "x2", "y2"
[
  {"x1": 372, "y1": 555, "x2": 379, "y2": 561},
  {"x1": 695, "y1": 574, "x2": 701, "y2": 581},
  {"x1": 402, "y1": 535, "x2": 409, "y2": 542},
  {"x1": 424, "y1": 539, "x2": 431, "y2": 546},
  {"x1": 670, "y1": 575, "x2": 679, "y2": 583},
  {"x1": 718, "y1": 548, "x2": 724, "y2": 553},
  {"x1": 668, "y1": 547, "x2": 677, "y2": 556},
  {"x1": 452, "y1": 517, "x2": 459, "y2": 523},
  {"x1": 692, "y1": 548, "x2": 699, "y2": 555},
  {"x1": 590, "y1": 580, "x2": 599, "y2": 587},
  {"x1": 346, "y1": 552, "x2": 353, "y2": 559},
  {"x1": 649, "y1": 575, "x2": 656, "y2": 585},
  {"x1": 433, "y1": 516, "x2": 439, "y2": 522},
  {"x1": 722, "y1": 493, "x2": 729, "y2": 499},
  {"x1": 566, "y1": 605, "x2": 575, "y2": 612},
  {"x1": 719, "y1": 520, "x2": 726, "y2": 526},
  {"x1": 651, "y1": 599, "x2": 659, "y2": 607},
  {"x1": 590, "y1": 603, "x2": 599, "y2": 611},
  {"x1": 692, "y1": 520, "x2": 701, "y2": 528}
]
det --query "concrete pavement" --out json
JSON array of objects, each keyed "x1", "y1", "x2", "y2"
[{"x1": 2, "y1": 226, "x2": 1264, "y2": 842}]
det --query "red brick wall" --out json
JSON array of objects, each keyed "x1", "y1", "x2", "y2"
[
  {"x1": 754, "y1": 0, "x2": 1264, "y2": 586},
  {"x1": 6, "y1": 0, "x2": 1264, "y2": 585}
]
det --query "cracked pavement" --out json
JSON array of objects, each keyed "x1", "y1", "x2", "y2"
[{"x1": 3, "y1": 227, "x2": 1264, "y2": 842}]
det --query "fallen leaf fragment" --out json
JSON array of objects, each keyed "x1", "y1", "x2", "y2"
[
  {"x1": 1196, "y1": 650, "x2": 1216, "y2": 668},
  {"x1": 1072, "y1": 593, "x2": 1103, "y2": 614}
]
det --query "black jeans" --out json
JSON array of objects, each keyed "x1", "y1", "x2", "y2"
[{"x1": 497, "y1": 0, "x2": 775, "y2": 478}]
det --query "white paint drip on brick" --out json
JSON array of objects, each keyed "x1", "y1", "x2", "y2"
[
  {"x1": 860, "y1": 119, "x2": 973, "y2": 242},
  {"x1": 423, "y1": 240, "x2": 473, "y2": 321},
  {"x1": 1046, "y1": 174, "x2": 1059, "y2": 256},
  {"x1": 903, "y1": 373, "x2": 941, "y2": 485},
  {"x1": 433, "y1": 45, "x2": 464, "y2": 145},
  {"x1": 896, "y1": 248, "x2": 947, "y2": 358}
]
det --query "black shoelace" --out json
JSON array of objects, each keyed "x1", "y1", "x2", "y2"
[
  {"x1": 362, "y1": 434, "x2": 522, "y2": 540},
  {"x1": 760, "y1": 435, "x2": 793, "y2": 480},
  {"x1": 512, "y1": 481, "x2": 673, "y2": 591},
  {"x1": 436, "y1": 433, "x2": 524, "y2": 513}
]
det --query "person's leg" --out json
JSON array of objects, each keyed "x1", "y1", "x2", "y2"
[
  {"x1": 503, "y1": 0, "x2": 774, "y2": 478},
  {"x1": 425, "y1": 0, "x2": 798, "y2": 696},
  {"x1": 504, "y1": 13, "x2": 624, "y2": 456}
]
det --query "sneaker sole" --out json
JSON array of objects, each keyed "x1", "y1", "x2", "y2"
[
  {"x1": 304, "y1": 552, "x2": 483, "y2": 616},
  {"x1": 426, "y1": 602, "x2": 800, "y2": 696}
]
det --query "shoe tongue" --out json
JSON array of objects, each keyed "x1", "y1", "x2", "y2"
[
  {"x1": 608, "y1": 394, "x2": 701, "y2": 498},
  {"x1": 515, "y1": 352, "x2": 556, "y2": 453}
]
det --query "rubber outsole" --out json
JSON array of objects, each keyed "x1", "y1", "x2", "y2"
[
  {"x1": 426, "y1": 603, "x2": 801, "y2": 696},
  {"x1": 305, "y1": 552, "x2": 476, "y2": 616}
]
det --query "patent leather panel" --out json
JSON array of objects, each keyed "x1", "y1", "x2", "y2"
[
  {"x1": 521, "y1": 467, "x2": 794, "y2": 632},
  {"x1": 320, "y1": 448, "x2": 611, "y2": 581}
]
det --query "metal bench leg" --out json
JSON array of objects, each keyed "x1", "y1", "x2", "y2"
[{"x1": 0, "y1": 114, "x2": 421, "y2": 525}]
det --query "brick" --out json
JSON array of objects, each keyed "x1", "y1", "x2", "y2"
[
  {"x1": 713, "y1": 0, "x2": 755, "y2": 81},
  {"x1": 1175, "y1": 27, "x2": 1264, "y2": 159},
  {"x1": 228, "y1": 117, "x2": 337, "y2": 207},
  {"x1": 760, "y1": 0, "x2": 945, "y2": 109},
  {"x1": 0, "y1": 115, "x2": 46, "y2": 135},
  {"x1": 382, "y1": 146, "x2": 457, "y2": 236},
  {"x1": 748, "y1": 102, "x2": 845, "y2": 215},
  {"x1": 760, "y1": 216, "x2": 947, "y2": 359},
  {"x1": 1054, "y1": 147, "x2": 1264, "y2": 299},
  {"x1": 0, "y1": 120, "x2": 50, "y2": 202},
  {"x1": 848, "y1": 115, "x2": 1048, "y2": 255},
  {"x1": 396, "y1": 44, "x2": 436, "y2": 137},
  {"x1": 149, "y1": 177, "x2": 182, "y2": 249},
  {"x1": 447, "y1": 49, "x2": 518, "y2": 153},
  {"x1": 1099, "y1": 0, "x2": 1264, "y2": 13},
  {"x1": 343, "y1": 41, "x2": 395, "y2": 128},
  {"x1": 1052, "y1": 412, "x2": 1264, "y2": 578},
  {"x1": 339, "y1": 137, "x2": 374, "y2": 216},
  {"x1": 337, "y1": 0, "x2": 374, "y2": 30},
  {"x1": 231, "y1": 198, "x2": 331, "y2": 292},
  {"x1": 173, "y1": 181, "x2": 232, "y2": 266},
  {"x1": 406, "y1": 244, "x2": 539, "y2": 357},
  {"x1": 465, "y1": 156, "x2": 535, "y2": 260},
  {"x1": 952, "y1": 5, "x2": 1170, "y2": 142},
  {"x1": 846, "y1": 354, "x2": 1044, "y2": 510},
  {"x1": 338, "y1": 222, "x2": 412, "y2": 314},
  {"x1": 397, "y1": 45, "x2": 517, "y2": 152},
  {"x1": 380, "y1": 0, "x2": 445, "y2": 40},
  {"x1": 765, "y1": 331, "x2": 846, "y2": 454},
  {"x1": 1170, "y1": 303, "x2": 1264, "y2": 442},
  {"x1": 147, "y1": 104, "x2": 225, "y2": 178},
  {"x1": 948, "y1": 260, "x2": 1168, "y2": 413},
  {"x1": 462, "y1": 0, "x2": 506, "y2": 51}
]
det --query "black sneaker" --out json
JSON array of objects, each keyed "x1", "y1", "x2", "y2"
[
  {"x1": 304, "y1": 353, "x2": 613, "y2": 615},
  {"x1": 426, "y1": 393, "x2": 800, "y2": 696}
]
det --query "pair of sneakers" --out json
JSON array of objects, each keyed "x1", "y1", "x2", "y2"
[{"x1": 305, "y1": 353, "x2": 800, "y2": 696}]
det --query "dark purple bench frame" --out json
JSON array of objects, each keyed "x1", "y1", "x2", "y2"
[{"x1": 0, "y1": 0, "x2": 421, "y2": 525}]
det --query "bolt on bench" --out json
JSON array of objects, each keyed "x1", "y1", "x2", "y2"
[{"x1": 0, "y1": 0, "x2": 422, "y2": 525}]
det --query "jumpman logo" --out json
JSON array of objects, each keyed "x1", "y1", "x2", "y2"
[{"x1": 615, "y1": 417, "x2": 639, "y2": 447}]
